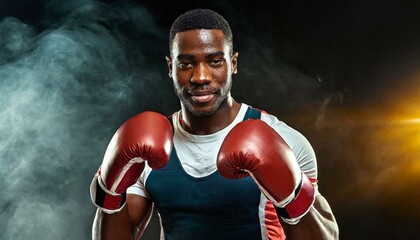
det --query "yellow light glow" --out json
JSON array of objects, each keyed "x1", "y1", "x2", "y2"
[{"x1": 324, "y1": 69, "x2": 420, "y2": 215}]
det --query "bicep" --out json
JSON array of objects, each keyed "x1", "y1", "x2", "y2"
[
  {"x1": 92, "y1": 194, "x2": 153, "y2": 240},
  {"x1": 312, "y1": 195, "x2": 337, "y2": 223}
]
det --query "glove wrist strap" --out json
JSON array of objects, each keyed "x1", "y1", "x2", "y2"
[
  {"x1": 90, "y1": 175, "x2": 126, "y2": 214},
  {"x1": 276, "y1": 173, "x2": 316, "y2": 224}
]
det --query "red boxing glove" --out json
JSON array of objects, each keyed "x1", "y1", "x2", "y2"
[
  {"x1": 90, "y1": 111, "x2": 173, "y2": 213},
  {"x1": 217, "y1": 119, "x2": 315, "y2": 224}
]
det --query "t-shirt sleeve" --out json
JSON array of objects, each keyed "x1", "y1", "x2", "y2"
[
  {"x1": 261, "y1": 112, "x2": 320, "y2": 194},
  {"x1": 126, "y1": 164, "x2": 152, "y2": 199}
]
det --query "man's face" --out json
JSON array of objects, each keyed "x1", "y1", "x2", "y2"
[{"x1": 167, "y1": 29, "x2": 238, "y2": 116}]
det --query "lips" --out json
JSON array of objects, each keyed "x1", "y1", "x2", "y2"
[
  {"x1": 188, "y1": 90, "x2": 216, "y2": 103},
  {"x1": 191, "y1": 94, "x2": 214, "y2": 103}
]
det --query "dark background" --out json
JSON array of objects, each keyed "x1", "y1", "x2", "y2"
[{"x1": 1, "y1": 0, "x2": 419, "y2": 239}]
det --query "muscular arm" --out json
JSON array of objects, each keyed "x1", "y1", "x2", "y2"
[
  {"x1": 281, "y1": 195, "x2": 339, "y2": 240},
  {"x1": 92, "y1": 194, "x2": 153, "y2": 240}
]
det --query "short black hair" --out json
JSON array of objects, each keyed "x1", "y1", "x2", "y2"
[{"x1": 169, "y1": 9, "x2": 233, "y2": 52}]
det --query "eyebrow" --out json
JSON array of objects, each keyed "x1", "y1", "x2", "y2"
[
  {"x1": 177, "y1": 54, "x2": 194, "y2": 60},
  {"x1": 176, "y1": 51, "x2": 225, "y2": 60},
  {"x1": 206, "y1": 51, "x2": 225, "y2": 59}
]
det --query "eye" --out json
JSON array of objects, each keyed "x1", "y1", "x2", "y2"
[
  {"x1": 177, "y1": 62, "x2": 192, "y2": 69},
  {"x1": 209, "y1": 59, "x2": 224, "y2": 66}
]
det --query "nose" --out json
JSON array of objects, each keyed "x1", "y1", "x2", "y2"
[{"x1": 191, "y1": 63, "x2": 211, "y2": 84}]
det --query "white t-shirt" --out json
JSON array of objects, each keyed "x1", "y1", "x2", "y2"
[{"x1": 127, "y1": 103, "x2": 319, "y2": 198}]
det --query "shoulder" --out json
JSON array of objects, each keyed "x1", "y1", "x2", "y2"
[
  {"x1": 260, "y1": 111, "x2": 318, "y2": 180},
  {"x1": 260, "y1": 111, "x2": 310, "y2": 148}
]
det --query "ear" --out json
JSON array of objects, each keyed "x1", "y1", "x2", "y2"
[
  {"x1": 165, "y1": 55, "x2": 173, "y2": 78},
  {"x1": 231, "y1": 52, "x2": 239, "y2": 74}
]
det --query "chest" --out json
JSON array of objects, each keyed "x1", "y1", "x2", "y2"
[{"x1": 145, "y1": 148, "x2": 262, "y2": 214}]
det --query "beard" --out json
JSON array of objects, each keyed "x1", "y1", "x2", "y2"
[{"x1": 174, "y1": 77, "x2": 233, "y2": 117}]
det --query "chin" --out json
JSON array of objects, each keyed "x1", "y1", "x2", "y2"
[
  {"x1": 182, "y1": 94, "x2": 228, "y2": 117},
  {"x1": 188, "y1": 106, "x2": 218, "y2": 117},
  {"x1": 183, "y1": 100, "x2": 219, "y2": 116}
]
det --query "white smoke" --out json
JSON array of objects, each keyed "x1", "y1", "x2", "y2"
[{"x1": 0, "y1": 1, "x2": 174, "y2": 239}]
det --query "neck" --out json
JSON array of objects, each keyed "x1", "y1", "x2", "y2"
[{"x1": 180, "y1": 97, "x2": 241, "y2": 135}]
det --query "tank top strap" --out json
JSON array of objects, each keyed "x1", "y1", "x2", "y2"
[{"x1": 242, "y1": 106, "x2": 262, "y2": 120}]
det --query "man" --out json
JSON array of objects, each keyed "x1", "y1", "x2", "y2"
[{"x1": 90, "y1": 8, "x2": 339, "y2": 240}]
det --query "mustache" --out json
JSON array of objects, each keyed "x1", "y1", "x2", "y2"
[{"x1": 186, "y1": 85, "x2": 220, "y2": 94}]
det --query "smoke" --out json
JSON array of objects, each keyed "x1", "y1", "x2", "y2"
[{"x1": 0, "y1": 0, "x2": 174, "y2": 239}]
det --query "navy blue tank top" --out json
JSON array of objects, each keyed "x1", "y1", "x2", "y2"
[{"x1": 146, "y1": 107, "x2": 264, "y2": 240}]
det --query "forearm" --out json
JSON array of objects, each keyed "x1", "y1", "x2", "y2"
[
  {"x1": 92, "y1": 205, "x2": 136, "y2": 240},
  {"x1": 281, "y1": 195, "x2": 339, "y2": 240}
]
